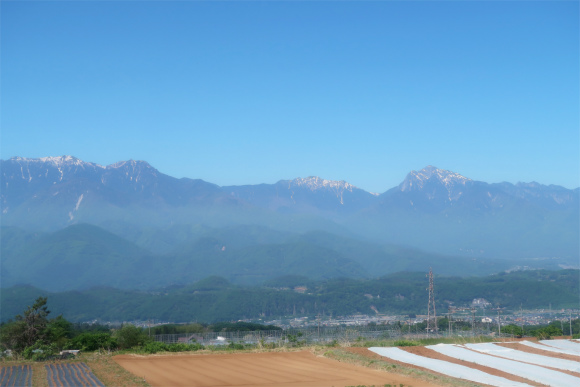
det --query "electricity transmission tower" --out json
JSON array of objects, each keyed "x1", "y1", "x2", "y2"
[{"x1": 426, "y1": 268, "x2": 437, "y2": 333}]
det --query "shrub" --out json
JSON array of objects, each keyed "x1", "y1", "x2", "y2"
[
  {"x1": 22, "y1": 341, "x2": 57, "y2": 361},
  {"x1": 67, "y1": 332, "x2": 117, "y2": 351},
  {"x1": 502, "y1": 324, "x2": 524, "y2": 338},
  {"x1": 167, "y1": 343, "x2": 188, "y2": 352},
  {"x1": 167, "y1": 342, "x2": 204, "y2": 352},
  {"x1": 532, "y1": 325, "x2": 562, "y2": 340},
  {"x1": 143, "y1": 341, "x2": 168, "y2": 354},
  {"x1": 139, "y1": 341, "x2": 204, "y2": 354},
  {"x1": 227, "y1": 342, "x2": 245, "y2": 350},
  {"x1": 393, "y1": 340, "x2": 420, "y2": 347}
]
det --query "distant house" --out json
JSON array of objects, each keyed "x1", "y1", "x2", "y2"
[
  {"x1": 471, "y1": 298, "x2": 491, "y2": 308},
  {"x1": 178, "y1": 334, "x2": 202, "y2": 344}
]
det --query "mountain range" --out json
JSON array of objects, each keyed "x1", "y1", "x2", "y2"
[
  {"x1": 1, "y1": 156, "x2": 578, "y2": 292},
  {"x1": 3, "y1": 156, "x2": 578, "y2": 255}
]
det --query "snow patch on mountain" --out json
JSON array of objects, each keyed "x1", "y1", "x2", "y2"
[
  {"x1": 75, "y1": 194, "x2": 84, "y2": 211},
  {"x1": 288, "y1": 176, "x2": 357, "y2": 192},
  {"x1": 9, "y1": 155, "x2": 103, "y2": 169},
  {"x1": 107, "y1": 160, "x2": 152, "y2": 169},
  {"x1": 68, "y1": 193, "x2": 85, "y2": 222},
  {"x1": 107, "y1": 160, "x2": 158, "y2": 183},
  {"x1": 38, "y1": 155, "x2": 93, "y2": 167},
  {"x1": 400, "y1": 166, "x2": 471, "y2": 192},
  {"x1": 282, "y1": 176, "x2": 359, "y2": 205}
]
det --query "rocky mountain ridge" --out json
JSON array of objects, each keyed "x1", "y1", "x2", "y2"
[{"x1": 1, "y1": 156, "x2": 578, "y2": 260}]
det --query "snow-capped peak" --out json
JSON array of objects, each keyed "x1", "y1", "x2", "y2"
[
  {"x1": 10, "y1": 155, "x2": 103, "y2": 168},
  {"x1": 107, "y1": 159, "x2": 153, "y2": 170},
  {"x1": 39, "y1": 155, "x2": 80, "y2": 165},
  {"x1": 288, "y1": 176, "x2": 357, "y2": 192},
  {"x1": 11, "y1": 156, "x2": 106, "y2": 169},
  {"x1": 400, "y1": 166, "x2": 471, "y2": 192}
]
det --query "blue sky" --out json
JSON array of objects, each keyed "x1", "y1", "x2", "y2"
[{"x1": 2, "y1": 1, "x2": 578, "y2": 193}]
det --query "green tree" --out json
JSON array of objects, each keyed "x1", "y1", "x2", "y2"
[
  {"x1": 115, "y1": 325, "x2": 149, "y2": 349},
  {"x1": 0, "y1": 297, "x2": 51, "y2": 354},
  {"x1": 46, "y1": 315, "x2": 73, "y2": 349},
  {"x1": 18, "y1": 297, "x2": 50, "y2": 347},
  {"x1": 0, "y1": 321, "x2": 25, "y2": 353},
  {"x1": 532, "y1": 325, "x2": 562, "y2": 340},
  {"x1": 502, "y1": 324, "x2": 524, "y2": 338}
]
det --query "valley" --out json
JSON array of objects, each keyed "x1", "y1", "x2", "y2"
[{"x1": 1, "y1": 156, "x2": 578, "y2": 325}]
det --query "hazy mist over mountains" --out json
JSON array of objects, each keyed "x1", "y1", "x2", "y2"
[{"x1": 1, "y1": 156, "x2": 578, "y2": 292}]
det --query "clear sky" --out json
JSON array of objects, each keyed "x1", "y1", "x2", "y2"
[{"x1": 1, "y1": 1, "x2": 578, "y2": 193}]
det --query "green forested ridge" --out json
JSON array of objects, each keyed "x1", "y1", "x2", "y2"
[
  {"x1": 2, "y1": 270, "x2": 577, "y2": 323},
  {"x1": 0, "y1": 224, "x2": 153, "y2": 291},
  {"x1": 1, "y1": 224, "x2": 571, "y2": 292}
]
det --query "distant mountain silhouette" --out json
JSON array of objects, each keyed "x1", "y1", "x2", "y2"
[{"x1": 1, "y1": 156, "x2": 578, "y2": 260}]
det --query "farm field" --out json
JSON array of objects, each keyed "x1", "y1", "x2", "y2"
[
  {"x1": 45, "y1": 363, "x2": 105, "y2": 387},
  {"x1": 0, "y1": 362, "x2": 107, "y2": 387},
  {"x1": 0, "y1": 357, "x2": 141, "y2": 387},
  {"x1": 0, "y1": 365, "x2": 32, "y2": 387},
  {"x1": 366, "y1": 339, "x2": 580, "y2": 387},
  {"x1": 3, "y1": 339, "x2": 579, "y2": 387},
  {"x1": 114, "y1": 350, "x2": 444, "y2": 387}
]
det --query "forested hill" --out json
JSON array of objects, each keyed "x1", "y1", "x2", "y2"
[
  {"x1": 2, "y1": 270, "x2": 577, "y2": 323},
  {"x1": 2, "y1": 223, "x2": 572, "y2": 292}
]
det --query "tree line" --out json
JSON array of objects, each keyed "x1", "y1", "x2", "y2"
[{"x1": 0, "y1": 297, "x2": 283, "y2": 359}]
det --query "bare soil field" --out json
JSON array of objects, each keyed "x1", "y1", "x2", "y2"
[{"x1": 114, "y1": 350, "x2": 442, "y2": 387}]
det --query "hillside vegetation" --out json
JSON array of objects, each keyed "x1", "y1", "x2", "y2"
[
  {"x1": 2, "y1": 270, "x2": 577, "y2": 323},
  {"x1": 1, "y1": 224, "x2": 569, "y2": 292}
]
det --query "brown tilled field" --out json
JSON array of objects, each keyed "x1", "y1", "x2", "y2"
[{"x1": 114, "y1": 350, "x2": 443, "y2": 387}]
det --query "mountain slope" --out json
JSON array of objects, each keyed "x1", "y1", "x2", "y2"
[
  {"x1": 1, "y1": 157, "x2": 578, "y2": 261},
  {"x1": 349, "y1": 167, "x2": 579, "y2": 259},
  {"x1": 224, "y1": 176, "x2": 377, "y2": 216},
  {"x1": 1, "y1": 224, "x2": 154, "y2": 291},
  {"x1": 1, "y1": 156, "x2": 239, "y2": 230},
  {"x1": 161, "y1": 236, "x2": 369, "y2": 285}
]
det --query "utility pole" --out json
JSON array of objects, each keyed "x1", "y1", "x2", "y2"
[
  {"x1": 426, "y1": 268, "x2": 437, "y2": 334},
  {"x1": 449, "y1": 313, "x2": 452, "y2": 336},
  {"x1": 520, "y1": 304, "x2": 524, "y2": 335},
  {"x1": 570, "y1": 312, "x2": 573, "y2": 337},
  {"x1": 448, "y1": 307, "x2": 453, "y2": 336},
  {"x1": 497, "y1": 308, "x2": 501, "y2": 337}
]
